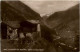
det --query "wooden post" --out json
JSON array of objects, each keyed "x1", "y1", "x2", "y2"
[{"x1": 37, "y1": 23, "x2": 41, "y2": 38}]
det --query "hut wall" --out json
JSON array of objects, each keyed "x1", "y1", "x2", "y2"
[{"x1": 1, "y1": 22, "x2": 7, "y2": 39}]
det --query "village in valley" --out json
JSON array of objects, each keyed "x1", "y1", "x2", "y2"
[{"x1": 1, "y1": 1, "x2": 79, "y2": 52}]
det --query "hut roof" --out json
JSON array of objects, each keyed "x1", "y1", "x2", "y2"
[{"x1": 1, "y1": 1, "x2": 40, "y2": 28}]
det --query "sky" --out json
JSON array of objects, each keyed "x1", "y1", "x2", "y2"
[{"x1": 20, "y1": 0, "x2": 78, "y2": 16}]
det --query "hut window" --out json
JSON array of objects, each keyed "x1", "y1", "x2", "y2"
[{"x1": 9, "y1": 30, "x2": 13, "y2": 33}]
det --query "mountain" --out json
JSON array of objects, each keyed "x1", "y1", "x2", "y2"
[
  {"x1": 1, "y1": 1, "x2": 41, "y2": 28},
  {"x1": 46, "y1": 4, "x2": 79, "y2": 51},
  {"x1": 46, "y1": 4, "x2": 79, "y2": 28}
]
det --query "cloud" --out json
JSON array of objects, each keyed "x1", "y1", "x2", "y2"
[
  {"x1": 20, "y1": 0, "x2": 78, "y2": 1},
  {"x1": 20, "y1": 0, "x2": 78, "y2": 16}
]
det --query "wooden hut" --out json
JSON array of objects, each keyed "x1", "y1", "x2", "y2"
[{"x1": 1, "y1": 1, "x2": 41, "y2": 39}]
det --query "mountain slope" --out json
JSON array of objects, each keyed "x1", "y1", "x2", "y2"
[{"x1": 45, "y1": 4, "x2": 79, "y2": 51}]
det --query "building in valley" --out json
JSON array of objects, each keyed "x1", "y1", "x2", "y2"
[{"x1": 1, "y1": 1, "x2": 41, "y2": 40}]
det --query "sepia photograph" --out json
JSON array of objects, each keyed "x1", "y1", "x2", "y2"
[{"x1": 1, "y1": 0, "x2": 79, "y2": 52}]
